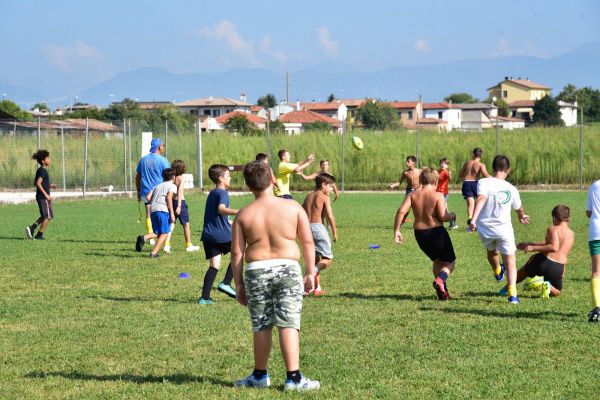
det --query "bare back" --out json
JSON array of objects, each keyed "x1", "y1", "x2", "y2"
[
  {"x1": 408, "y1": 187, "x2": 447, "y2": 230},
  {"x1": 460, "y1": 159, "x2": 488, "y2": 180},
  {"x1": 303, "y1": 191, "x2": 328, "y2": 224},
  {"x1": 235, "y1": 196, "x2": 307, "y2": 262},
  {"x1": 545, "y1": 223, "x2": 575, "y2": 264}
]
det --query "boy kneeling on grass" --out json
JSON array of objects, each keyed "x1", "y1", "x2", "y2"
[
  {"x1": 232, "y1": 161, "x2": 319, "y2": 391},
  {"x1": 136, "y1": 168, "x2": 176, "y2": 258}
]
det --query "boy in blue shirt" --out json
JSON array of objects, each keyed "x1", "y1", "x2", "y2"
[{"x1": 198, "y1": 164, "x2": 239, "y2": 304}]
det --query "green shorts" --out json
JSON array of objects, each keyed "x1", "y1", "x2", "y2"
[
  {"x1": 589, "y1": 240, "x2": 600, "y2": 256},
  {"x1": 244, "y1": 259, "x2": 304, "y2": 332}
]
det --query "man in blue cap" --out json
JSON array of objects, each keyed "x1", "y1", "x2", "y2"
[{"x1": 136, "y1": 138, "x2": 171, "y2": 240}]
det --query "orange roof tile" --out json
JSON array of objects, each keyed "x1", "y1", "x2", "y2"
[
  {"x1": 388, "y1": 101, "x2": 419, "y2": 109},
  {"x1": 423, "y1": 102, "x2": 451, "y2": 109},
  {"x1": 215, "y1": 111, "x2": 268, "y2": 124},
  {"x1": 279, "y1": 109, "x2": 342, "y2": 126},
  {"x1": 416, "y1": 117, "x2": 447, "y2": 124},
  {"x1": 339, "y1": 99, "x2": 366, "y2": 107},
  {"x1": 509, "y1": 100, "x2": 535, "y2": 107}
]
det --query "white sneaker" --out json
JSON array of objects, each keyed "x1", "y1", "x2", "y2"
[
  {"x1": 186, "y1": 245, "x2": 200, "y2": 252},
  {"x1": 284, "y1": 375, "x2": 320, "y2": 391},
  {"x1": 234, "y1": 373, "x2": 271, "y2": 388},
  {"x1": 163, "y1": 245, "x2": 171, "y2": 253},
  {"x1": 149, "y1": 239, "x2": 156, "y2": 245}
]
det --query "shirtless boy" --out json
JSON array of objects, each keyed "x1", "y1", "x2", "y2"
[
  {"x1": 500, "y1": 205, "x2": 574, "y2": 298},
  {"x1": 394, "y1": 168, "x2": 457, "y2": 300},
  {"x1": 301, "y1": 159, "x2": 340, "y2": 201},
  {"x1": 232, "y1": 161, "x2": 319, "y2": 391},
  {"x1": 459, "y1": 148, "x2": 490, "y2": 228},
  {"x1": 390, "y1": 156, "x2": 421, "y2": 225},
  {"x1": 303, "y1": 173, "x2": 338, "y2": 296}
]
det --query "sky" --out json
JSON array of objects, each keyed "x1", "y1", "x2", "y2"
[{"x1": 0, "y1": 0, "x2": 599, "y2": 95}]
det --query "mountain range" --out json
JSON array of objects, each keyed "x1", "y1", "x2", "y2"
[{"x1": 2, "y1": 42, "x2": 599, "y2": 108}]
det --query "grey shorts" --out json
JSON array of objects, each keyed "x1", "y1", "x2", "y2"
[
  {"x1": 311, "y1": 223, "x2": 333, "y2": 259},
  {"x1": 244, "y1": 259, "x2": 304, "y2": 332}
]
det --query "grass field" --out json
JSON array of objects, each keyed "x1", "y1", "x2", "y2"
[{"x1": 0, "y1": 191, "x2": 597, "y2": 399}]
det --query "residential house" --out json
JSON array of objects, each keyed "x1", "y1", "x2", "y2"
[
  {"x1": 215, "y1": 111, "x2": 268, "y2": 130},
  {"x1": 558, "y1": 101, "x2": 578, "y2": 127},
  {"x1": 279, "y1": 109, "x2": 342, "y2": 134},
  {"x1": 457, "y1": 103, "x2": 498, "y2": 131},
  {"x1": 268, "y1": 102, "x2": 296, "y2": 121},
  {"x1": 423, "y1": 102, "x2": 461, "y2": 131},
  {"x1": 250, "y1": 105, "x2": 269, "y2": 119},
  {"x1": 110, "y1": 101, "x2": 174, "y2": 110},
  {"x1": 339, "y1": 99, "x2": 366, "y2": 129},
  {"x1": 487, "y1": 77, "x2": 551, "y2": 104},
  {"x1": 416, "y1": 117, "x2": 448, "y2": 132},
  {"x1": 388, "y1": 101, "x2": 422, "y2": 129},
  {"x1": 489, "y1": 116, "x2": 526, "y2": 130},
  {"x1": 300, "y1": 101, "x2": 348, "y2": 121},
  {"x1": 175, "y1": 95, "x2": 251, "y2": 117},
  {"x1": 507, "y1": 100, "x2": 535, "y2": 123}
]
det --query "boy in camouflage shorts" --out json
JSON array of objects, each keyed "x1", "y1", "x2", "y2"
[{"x1": 232, "y1": 161, "x2": 320, "y2": 391}]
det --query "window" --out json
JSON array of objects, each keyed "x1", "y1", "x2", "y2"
[
  {"x1": 397, "y1": 111, "x2": 402, "y2": 118},
  {"x1": 503, "y1": 90, "x2": 508, "y2": 98},
  {"x1": 204, "y1": 110, "x2": 211, "y2": 116},
  {"x1": 438, "y1": 111, "x2": 443, "y2": 119},
  {"x1": 408, "y1": 111, "x2": 413, "y2": 120},
  {"x1": 512, "y1": 111, "x2": 516, "y2": 117}
]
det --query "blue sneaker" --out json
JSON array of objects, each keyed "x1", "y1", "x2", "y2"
[
  {"x1": 508, "y1": 296, "x2": 520, "y2": 304},
  {"x1": 498, "y1": 286, "x2": 508, "y2": 296},
  {"x1": 234, "y1": 373, "x2": 271, "y2": 388},
  {"x1": 217, "y1": 282, "x2": 236, "y2": 298},
  {"x1": 284, "y1": 375, "x2": 320, "y2": 391},
  {"x1": 495, "y1": 263, "x2": 505, "y2": 282},
  {"x1": 197, "y1": 298, "x2": 215, "y2": 305}
]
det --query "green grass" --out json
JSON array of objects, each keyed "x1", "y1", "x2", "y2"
[
  {"x1": 0, "y1": 191, "x2": 597, "y2": 399},
  {"x1": 2, "y1": 125, "x2": 599, "y2": 190}
]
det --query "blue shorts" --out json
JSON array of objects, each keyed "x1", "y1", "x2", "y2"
[
  {"x1": 461, "y1": 180, "x2": 478, "y2": 199},
  {"x1": 150, "y1": 211, "x2": 171, "y2": 235},
  {"x1": 405, "y1": 187, "x2": 416, "y2": 196},
  {"x1": 176, "y1": 200, "x2": 190, "y2": 225}
]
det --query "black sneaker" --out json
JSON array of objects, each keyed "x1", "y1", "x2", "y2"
[
  {"x1": 136, "y1": 235, "x2": 144, "y2": 252},
  {"x1": 25, "y1": 226, "x2": 34, "y2": 239},
  {"x1": 588, "y1": 307, "x2": 600, "y2": 323},
  {"x1": 35, "y1": 235, "x2": 45, "y2": 240},
  {"x1": 149, "y1": 253, "x2": 159, "y2": 259}
]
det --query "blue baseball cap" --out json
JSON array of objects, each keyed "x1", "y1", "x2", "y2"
[{"x1": 150, "y1": 138, "x2": 162, "y2": 153}]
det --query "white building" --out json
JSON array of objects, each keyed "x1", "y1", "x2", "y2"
[
  {"x1": 176, "y1": 95, "x2": 251, "y2": 117},
  {"x1": 558, "y1": 101, "x2": 578, "y2": 127},
  {"x1": 423, "y1": 102, "x2": 461, "y2": 131}
]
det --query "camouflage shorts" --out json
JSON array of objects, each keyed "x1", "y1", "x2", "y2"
[{"x1": 244, "y1": 259, "x2": 304, "y2": 332}]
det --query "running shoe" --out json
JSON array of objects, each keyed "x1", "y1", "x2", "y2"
[
  {"x1": 588, "y1": 307, "x2": 600, "y2": 323},
  {"x1": 136, "y1": 235, "x2": 144, "y2": 252},
  {"x1": 234, "y1": 373, "x2": 271, "y2": 388},
  {"x1": 433, "y1": 277, "x2": 449, "y2": 300},
  {"x1": 198, "y1": 297, "x2": 215, "y2": 305},
  {"x1": 508, "y1": 296, "x2": 520, "y2": 304},
  {"x1": 217, "y1": 282, "x2": 236, "y2": 298},
  {"x1": 541, "y1": 281, "x2": 551, "y2": 299},
  {"x1": 284, "y1": 375, "x2": 320, "y2": 391}
]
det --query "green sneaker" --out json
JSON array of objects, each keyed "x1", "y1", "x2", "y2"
[
  {"x1": 541, "y1": 281, "x2": 551, "y2": 299},
  {"x1": 217, "y1": 282, "x2": 236, "y2": 298},
  {"x1": 198, "y1": 298, "x2": 215, "y2": 305}
]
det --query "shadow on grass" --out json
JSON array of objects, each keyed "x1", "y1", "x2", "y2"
[
  {"x1": 84, "y1": 295, "x2": 192, "y2": 304},
  {"x1": 84, "y1": 252, "x2": 138, "y2": 258},
  {"x1": 337, "y1": 292, "x2": 430, "y2": 301},
  {"x1": 460, "y1": 291, "x2": 504, "y2": 299},
  {"x1": 0, "y1": 235, "x2": 26, "y2": 241},
  {"x1": 59, "y1": 238, "x2": 132, "y2": 244},
  {"x1": 419, "y1": 306, "x2": 579, "y2": 320},
  {"x1": 25, "y1": 371, "x2": 231, "y2": 386}
]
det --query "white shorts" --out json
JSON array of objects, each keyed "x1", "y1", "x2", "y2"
[{"x1": 478, "y1": 234, "x2": 516, "y2": 255}]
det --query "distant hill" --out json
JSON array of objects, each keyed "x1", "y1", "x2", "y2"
[{"x1": 3, "y1": 42, "x2": 600, "y2": 108}]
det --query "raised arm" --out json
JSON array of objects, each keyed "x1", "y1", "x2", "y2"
[
  {"x1": 231, "y1": 216, "x2": 247, "y2": 306},
  {"x1": 293, "y1": 154, "x2": 316, "y2": 173}
]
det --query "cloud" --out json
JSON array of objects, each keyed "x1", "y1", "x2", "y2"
[
  {"x1": 42, "y1": 41, "x2": 103, "y2": 73},
  {"x1": 316, "y1": 27, "x2": 339, "y2": 58},
  {"x1": 197, "y1": 20, "x2": 289, "y2": 67},
  {"x1": 414, "y1": 39, "x2": 430, "y2": 52},
  {"x1": 491, "y1": 38, "x2": 549, "y2": 58}
]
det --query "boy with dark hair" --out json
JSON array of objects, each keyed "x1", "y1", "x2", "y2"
[
  {"x1": 232, "y1": 161, "x2": 318, "y2": 391},
  {"x1": 389, "y1": 155, "x2": 421, "y2": 226},
  {"x1": 500, "y1": 205, "x2": 574, "y2": 298},
  {"x1": 436, "y1": 157, "x2": 457, "y2": 229},
  {"x1": 198, "y1": 164, "x2": 239, "y2": 304},
  {"x1": 459, "y1": 147, "x2": 490, "y2": 230},
  {"x1": 274, "y1": 149, "x2": 315, "y2": 199},
  {"x1": 301, "y1": 159, "x2": 340, "y2": 201},
  {"x1": 470, "y1": 155, "x2": 530, "y2": 304},
  {"x1": 255, "y1": 152, "x2": 279, "y2": 193},
  {"x1": 135, "y1": 168, "x2": 177, "y2": 258},
  {"x1": 302, "y1": 172, "x2": 338, "y2": 296},
  {"x1": 394, "y1": 168, "x2": 457, "y2": 300},
  {"x1": 26, "y1": 149, "x2": 56, "y2": 240}
]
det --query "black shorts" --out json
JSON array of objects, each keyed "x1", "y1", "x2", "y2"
[
  {"x1": 522, "y1": 253, "x2": 564, "y2": 290},
  {"x1": 461, "y1": 180, "x2": 478, "y2": 199},
  {"x1": 278, "y1": 194, "x2": 293, "y2": 200},
  {"x1": 36, "y1": 197, "x2": 54, "y2": 220},
  {"x1": 414, "y1": 226, "x2": 456, "y2": 263},
  {"x1": 203, "y1": 241, "x2": 231, "y2": 260},
  {"x1": 175, "y1": 200, "x2": 190, "y2": 225}
]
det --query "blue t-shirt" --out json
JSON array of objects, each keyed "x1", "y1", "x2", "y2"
[
  {"x1": 136, "y1": 153, "x2": 171, "y2": 198},
  {"x1": 201, "y1": 188, "x2": 231, "y2": 244}
]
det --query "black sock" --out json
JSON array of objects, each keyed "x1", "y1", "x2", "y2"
[
  {"x1": 30, "y1": 223, "x2": 38, "y2": 231},
  {"x1": 286, "y1": 370, "x2": 301, "y2": 383},
  {"x1": 222, "y1": 263, "x2": 233, "y2": 285},
  {"x1": 35, "y1": 231, "x2": 44, "y2": 238},
  {"x1": 252, "y1": 369, "x2": 267, "y2": 379},
  {"x1": 201, "y1": 267, "x2": 218, "y2": 300}
]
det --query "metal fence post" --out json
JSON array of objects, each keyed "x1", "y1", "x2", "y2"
[
  {"x1": 128, "y1": 118, "x2": 133, "y2": 191},
  {"x1": 123, "y1": 118, "x2": 127, "y2": 192},
  {"x1": 197, "y1": 118, "x2": 203, "y2": 191},
  {"x1": 61, "y1": 122, "x2": 66, "y2": 191},
  {"x1": 37, "y1": 117, "x2": 41, "y2": 148},
  {"x1": 579, "y1": 102, "x2": 583, "y2": 191},
  {"x1": 83, "y1": 118, "x2": 89, "y2": 196},
  {"x1": 341, "y1": 118, "x2": 346, "y2": 192},
  {"x1": 165, "y1": 119, "x2": 169, "y2": 159}
]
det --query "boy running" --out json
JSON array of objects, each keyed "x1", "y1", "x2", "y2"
[
  {"x1": 389, "y1": 155, "x2": 421, "y2": 225},
  {"x1": 302, "y1": 173, "x2": 338, "y2": 296},
  {"x1": 394, "y1": 168, "x2": 457, "y2": 300},
  {"x1": 470, "y1": 155, "x2": 530, "y2": 304},
  {"x1": 163, "y1": 159, "x2": 200, "y2": 253},
  {"x1": 459, "y1": 147, "x2": 490, "y2": 229},
  {"x1": 25, "y1": 149, "x2": 56, "y2": 240},
  {"x1": 586, "y1": 179, "x2": 600, "y2": 322},
  {"x1": 198, "y1": 164, "x2": 238, "y2": 304},
  {"x1": 232, "y1": 161, "x2": 319, "y2": 391},
  {"x1": 274, "y1": 149, "x2": 315, "y2": 199},
  {"x1": 135, "y1": 168, "x2": 177, "y2": 258},
  {"x1": 436, "y1": 157, "x2": 457, "y2": 229},
  {"x1": 500, "y1": 205, "x2": 574, "y2": 298}
]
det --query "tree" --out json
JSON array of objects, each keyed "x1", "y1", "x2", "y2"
[
  {"x1": 101, "y1": 98, "x2": 142, "y2": 121},
  {"x1": 444, "y1": 93, "x2": 478, "y2": 104},
  {"x1": 484, "y1": 95, "x2": 509, "y2": 117},
  {"x1": 304, "y1": 121, "x2": 331, "y2": 131},
  {"x1": 557, "y1": 84, "x2": 600, "y2": 123},
  {"x1": 556, "y1": 84, "x2": 577, "y2": 103},
  {"x1": 356, "y1": 100, "x2": 399, "y2": 130},
  {"x1": 257, "y1": 94, "x2": 277, "y2": 109},
  {"x1": 0, "y1": 100, "x2": 33, "y2": 120},
  {"x1": 31, "y1": 103, "x2": 49, "y2": 111},
  {"x1": 327, "y1": 93, "x2": 336, "y2": 102},
  {"x1": 268, "y1": 119, "x2": 286, "y2": 134},
  {"x1": 225, "y1": 114, "x2": 257, "y2": 136},
  {"x1": 531, "y1": 96, "x2": 564, "y2": 127}
]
